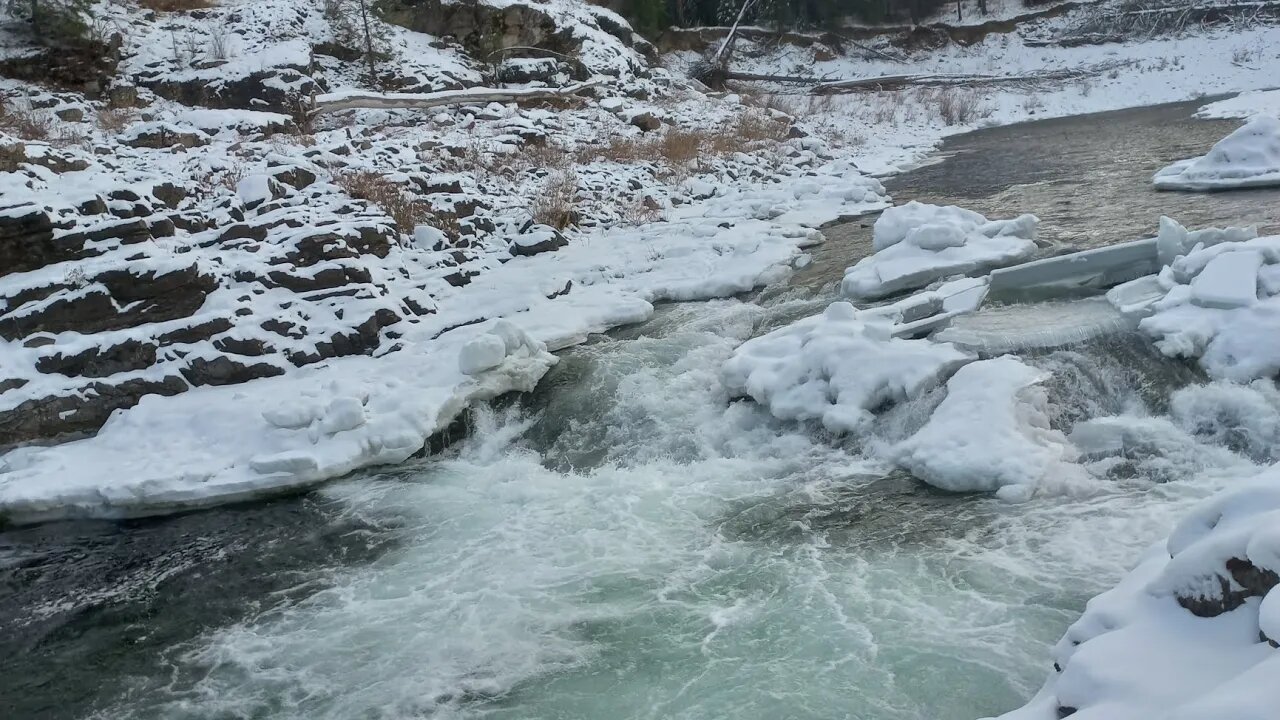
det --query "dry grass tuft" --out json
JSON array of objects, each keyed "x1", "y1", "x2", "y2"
[
  {"x1": 336, "y1": 170, "x2": 424, "y2": 232},
  {"x1": 922, "y1": 87, "x2": 991, "y2": 126},
  {"x1": 95, "y1": 106, "x2": 139, "y2": 134},
  {"x1": 0, "y1": 102, "x2": 54, "y2": 141},
  {"x1": 530, "y1": 169, "x2": 579, "y2": 230},
  {"x1": 0, "y1": 102, "x2": 90, "y2": 148}
]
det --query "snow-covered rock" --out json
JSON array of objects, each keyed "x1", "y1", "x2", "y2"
[
  {"x1": 995, "y1": 464, "x2": 1280, "y2": 720},
  {"x1": 892, "y1": 356, "x2": 1093, "y2": 502},
  {"x1": 842, "y1": 201, "x2": 1039, "y2": 299},
  {"x1": 1153, "y1": 115, "x2": 1280, "y2": 191},
  {"x1": 721, "y1": 301, "x2": 973, "y2": 434}
]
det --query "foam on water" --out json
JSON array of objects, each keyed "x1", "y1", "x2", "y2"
[{"x1": 91, "y1": 299, "x2": 1274, "y2": 720}]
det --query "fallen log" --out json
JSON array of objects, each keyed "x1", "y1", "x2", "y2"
[
  {"x1": 723, "y1": 71, "x2": 824, "y2": 84},
  {"x1": 310, "y1": 80, "x2": 602, "y2": 116},
  {"x1": 814, "y1": 73, "x2": 997, "y2": 93}
]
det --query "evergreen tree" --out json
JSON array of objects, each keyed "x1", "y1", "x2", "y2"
[{"x1": 4, "y1": 0, "x2": 94, "y2": 47}]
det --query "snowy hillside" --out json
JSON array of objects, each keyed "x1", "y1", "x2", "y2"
[{"x1": 0, "y1": 0, "x2": 896, "y2": 519}]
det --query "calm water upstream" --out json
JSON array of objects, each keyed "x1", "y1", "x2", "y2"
[{"x1": 4, "y1": 99, "x2": 1279, "y2": 720}]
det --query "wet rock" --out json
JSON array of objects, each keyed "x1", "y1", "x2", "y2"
[
  {"x1": 77, "y1": 196, "x2": 108, "y2": 216},
  {"x1": 2, "y1": 264, "x2": 217, "y2": 339},
  {"x1": 269, "y1": 164, "x2": 318, "y2": 191},
  {"x1": 145, "y1": 215, "x2": 176, "y2": 238},
  {"x1": 1176, "y1": 557, "x2": 1280, "y2": 617},
  {"x1": 217, "y1": 222, "x2": 270, "y2": 244},
  {"x1": 510, "y1": 225, "x2": 568, "y2": 256},
  {"x1": 443, "y1": 269, "x2": 476, "y2": 287},
  {"x1": 151, "y1": 182, "x2": 187, "y2": 209},
  {"x1": 629, "y1": 111, "x2": 662, "y2": 132},
  {"x1": 64, "y1": 217, "x2": 153, "y2": 245},
  {"x1": 213, "y1": 335, "x2": 272, "y2": 357},
  {"x1": 139, "y1": 68, "x2": 320, "y2": 114},
  {"x1": 496, "y1": 57, "x2": 561, "y2": 83},
  {"x1": 283, "y1": 226, "x2": 393, "y2": 266},
  {"x1": 157, "y1": 317, "x2": 233, "y2": 345},
  {"x1": 381, "y1": 0, "x2": 583, "y2": 77},
  {"x1": 0, "y1": 287, "x2": 116, "y2": 340},
  {"x1": 266, "y1": 265, "x2": 372, "y2": 292}
]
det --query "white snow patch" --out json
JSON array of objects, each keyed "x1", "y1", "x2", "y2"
[{"x1": 1127, "y1": 221, "x2": 1280, "y2": 382}]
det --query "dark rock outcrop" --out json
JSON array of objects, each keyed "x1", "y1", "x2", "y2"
[
  {"x1": 0, "y1": 376, "x2": 187, "y2": 448},
  {"x1": 1175, "y1": 557, "x2": 1280, "y2": 617}
]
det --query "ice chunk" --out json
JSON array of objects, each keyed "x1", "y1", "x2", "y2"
[
  {"x1": 1154, "y1": 115, "x2": 1280, "y2": 191},
  {"x1": 722, "y1": 301, "x2": 973, "y2": 433},
  {"x1": 458, "y1": 333, "x2": 508, "y2": 375},
  {"x1": 318, "y1": 397, "x2": 367, "y2": 435},
  {"x1": 262, "y1": 403, "x2": 322, "y2": 430},
  {"x1": 1106, "y1": 275, "x2": 1168, "y2": 321},
  {"x1": 1190, "y1": 250, "x2": 1262, "y2": 309},
  {"x1": 843, "y1": 202, "x2": 1037, "y2": 299},
  {"x1": 1139, "y1": 232, "x2": 1280, "y2": 381},
  {"x1": 872, "y1": 201, "x2": 986, "y2": 251},
  {"x1": 892, "y1": 356, "x2": 1092, "y2": 501},
  {"x1": 905, "y1": 223, "x2": 966, "y2": 250},
  {"x1": 250, "y1": 451, "x2": 320, "y2": 476},
  {"x1": 933, "y1": 297, "x2": 1129, "y2": 353}
]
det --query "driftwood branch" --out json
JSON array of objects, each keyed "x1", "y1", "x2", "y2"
[{"x1": 311, "y1": 81, "x2": 602, "y2": 115}]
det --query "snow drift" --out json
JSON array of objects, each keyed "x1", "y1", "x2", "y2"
[{"x1": 842, "y1": 201, "x2": 1039, "y2": 299}]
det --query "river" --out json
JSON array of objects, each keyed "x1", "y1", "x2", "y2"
[{"x1": 3, "y1": 99, "x2": 1279, "y2": 720}]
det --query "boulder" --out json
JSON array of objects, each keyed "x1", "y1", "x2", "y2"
[
  {"x1": 121, "y1": 122, "x2": 209, "y2": 149},
  {"x1": 510, "y1": 225, "x2": 568, "y2": 256},
  {"x1": 0, "y1": 206, "x2": 84, "y2": 278}
]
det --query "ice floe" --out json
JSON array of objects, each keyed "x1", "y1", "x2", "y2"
[
  {"x1": 1154, "y1": 114, "x2": 1280, "y2": 191},
  {"x1": 892, "y1": 356, "x2": 1093, "y2": 502},
  {"x1": 721, "y1": 301, "x2": 973, "y2": 434},
  {"x1": 842, "y1": 201, "x2": 1039, "y2": 299}
]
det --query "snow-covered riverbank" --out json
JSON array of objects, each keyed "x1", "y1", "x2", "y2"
[{"x1": 5, "y1": 0, "x2": 1280, "y2": 522}]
